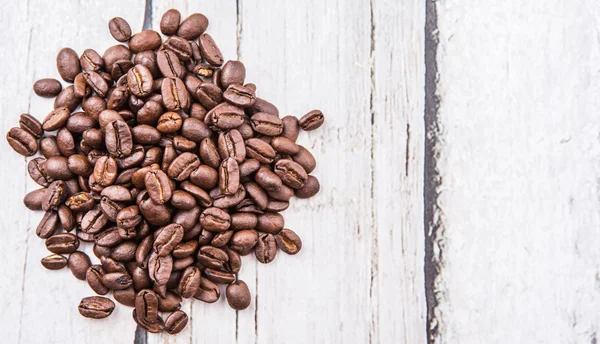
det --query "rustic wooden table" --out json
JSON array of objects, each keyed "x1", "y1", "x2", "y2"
[{"x1": 0, "y1": 0, "x2": 593, "y2": 343}]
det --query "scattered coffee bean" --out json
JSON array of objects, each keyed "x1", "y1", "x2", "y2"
[{"x1": 78, "y1": 296, "x2": 115, "y2": 319}]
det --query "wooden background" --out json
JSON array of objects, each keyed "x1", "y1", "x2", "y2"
[{"x1": 0, "y1": 0, "x2": 595, "y2": 343}]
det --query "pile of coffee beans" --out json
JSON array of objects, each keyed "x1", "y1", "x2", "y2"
[{"x1": 7, "y1": 9, "x2": 323, "y2": 335}]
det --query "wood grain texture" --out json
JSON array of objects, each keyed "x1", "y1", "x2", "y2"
[
  {"x1": 0, "y1": 1, "x2": 146, "y2": 344},
  {"x1": 432, "y1": 1, "x2": 600, "y2": 343}
]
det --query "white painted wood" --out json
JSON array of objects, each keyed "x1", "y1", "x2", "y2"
[
  {"x1": 433, "y1": 1, "x2": 600, "y2": 343},
  {"x1": 0, "y1": 2, "x2": 145, "y2": 343}
]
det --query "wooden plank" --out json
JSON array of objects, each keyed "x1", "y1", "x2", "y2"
[
  {"x1": 148, "y1": 1, "x2": 240, "y2": 343},
  {"x1": 6, "y1": 2, "x2": 146, "y2": 343},
  {"x1": 371, "y1": 0, "x2": 427, "y2": 343},
  {"x1": 240, "y1": 1, "x2": 375, "y2": 343},
  {"x1": 432, "y1": 1, "x2": 600, "y2": 342}
]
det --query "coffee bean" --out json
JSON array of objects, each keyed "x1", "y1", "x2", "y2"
[
  {"x1": 78, "y1": 296, "x2": 115, "y2": 319},
  {"x1": 193, "y1": 277, "x2": 219, "y2": 303},
  {"x1": 19, "y1": 114, "x2": 44, "y2": 138},
  {"x1": 256, "y1": 213, "x2": 284, "y2": 234},
  {"x1": 198, "y1": 33, "x2": 223, "y2": 66},
  {"x1": 68, "y1": 251, "x2": 91, "y2": 280},
  {"x1": 206, "y1": 103, "x2": 245, "y2": 130},
  {"x1": 7, "y1": 127, "x2": 38, "y2": 156},
  {"x1": 46, "y1": 233, "x2": 80, "y2": 254},
  {"x1": 275, "y1": 228, "x2": 302, "y2": 255},
  {"x1": 157, "y1": 112, "x2": 182, "y2": 133},
  {"x1": 172, "y1": 240, "x2": 198, "y2": 258},
  {"x1": 229, "y1": 229, "x2": 258, "y2": 255},
  {"x1": 167, "y1": 152, "x2": 200, "y2": 181},
  {"x1": 28, "y1": 158, "x2": 52, "y2": 187},
  {"x1": 299, "y1": 109, "x2": 324, "y2": 130},
  {"x1": 161, "y1": 77, "x2": 190, "y2": 111},
  {"x1": 160, "y1": 9, "x2": 181, "y2": 35},
  {"x1": 204, "y1": 267, "x2": 235, "y2": 284},
  {"x1": 163, "y1": 310, "x2": 188, "y2": 334},
  {"x1": 56, "y1": 128, "x2": 76, "y2": 157},
  {"x1": 223, "y1": 84, "x2": 256, "y2": 108},
  {"x1": 245, "y1": 138, "x2": 276, "y2": 163},
  {"x1": 255, "y1": 166, "x2": 282, "y2": 191},
  {"x1": 135, "y1": 289, "x2": 159, "y2": 325},
  {"x1": 251, "y1": 112, "x2": 283, "y2": 136},
  {"x1": 220, "y1": 60, "x2": 246, "y2": 89},
  {"x1": 239, "y1": 159, "x2": 260, "y2": 177},
  {"x1": 54, "y1": 85, "x2": 81, "y2": 112},
  {"x1": 24, "y1": 188, "x2": 46, "y2": 210},
  {"x1": 127, "y1": 65, "x2": 154, "y2": 97},
  {"x1": 180, "y1": 117, "x2": 211, "y2": 143},
  {"x1": 56, "y1": 47, "x2": 80, "y2": 82},
  {"x1": 199, "y1": 137, "x2": 221, "y2": 169},
  {"x1": 116, "y1": 205, "x2": 142, "y2": 230},
  {"x1": 33, "y1": 78, "x2": 62, "y2": 97},
  {"x1": 153, "y1": 224, "x2": 184, "y2": 256},
  {"x1": 267, "y1": 183, "x2": 294, "y2": 201},
  {"x1": 101, "y1": 185, "x2": 131, "y2": 202},
  {"x1": 271, "y1": 136, "x2": 299, "y2": 155},
  {"x1": 255, "y1": 233, "x2": 277, "y2": 264},
  {"x1": 148, "y1": 251, "x2": 173, "y2": 286},
  {"x1": 177, "y1": 13, "x2": 208, "y2": 40},
  {"x1": 265, "y1": 199, "x2": 289, "y2": 212},
  {"x1": 189, "y1": 165, "x2": 218, "y2": 190},
  {"x1": 85, "y1": 265, "x2": 109, "y2": 295},
  {"x1": 58, "y1": 204, "x2": 75, "y2": 231},
  {"x1": 83, "y1": 71, "x2": 109, "y2": 97},
  {"x1": 218, "y1": 129, "x2": 246, "y2": 163},
  {"x1": 196, "y1": 245, "x2": 228, "y2": 270},
  {"x1": 177, "y1": 266, "x2": 201, "y2": 298},
  {"x1": 281, "y1": 115, "x2": 300, "y2": 141},
  {"x1": 102, "y1": 271, "x2": 132, "y2": 290},
  {"x1": 81, "y1": 208, "x2": 109, "y2": 234},
  {"x1": 129, "y1": 30, "x2": 162, "y2": 53},
  {"x1": 157, "y1": 49, "x2": 185, "y2": 78},
  {"x1": 66, "y1": 192, "x2": 95, "y2": 212},
  {"x1": 193, "y1": 82, "x2": 223, "y2": 109},
  {"x1": 211, "y1": 230, "x2": 233, "y2": 247},
  {"x1": 42, "y1": 107, "x2": 70, "y2": 131},
  {"x1": 108, "y1": 17, "x2": 132, "y2": 42},
  {"x1": 292, "y1": 145, "x2": 317, "y2": 173},
  {"x1": 230, "y1": 212, "x2": 258, "y2": 231},
  {"x1": 274, "y1": 159, "x2": 308, "y2": 189},
  {"x1": 66, "y1": 113, "x2": 95, "y2": 134},
  {"x1": 41, "y1": 254, "x2": 67, "y2": 270},
  {"x1": 36, "y1": 211, "x2": 58, "y2": 239},
  {"x1": 295, "y1": 175, "x2": 320, "y2": 198},
  {"x1": 244, "y1": 182, "x2": 268, "y2": 210},
  {"x1": 145, "y1": 169, "x2": 172, "y2": 204},
  {"x1": 80, "y1": 49, "x2": 104, "y2": 72},
  {"x1": 133, "y1": 309, "x2": 165, "y2": 333},
  {"x1": 226, "y1": 280, "x2": 251, "y2": 310},
  {"x1": 158, "y1": 291, "x2": 182, "y2": 312},
  {"x1": 173, "y1": 135, "x2": 197, "y2": 152},
  {"x1": 38, "y1": 136, "x2": 60, "y2": 158},
  {"x1": 200, "y1": 207, "x2": 231, "y2": 232},
  {"x1": 42, "y1": 180, "x2": 67, "y2": 211},
  {"x1": 211, "y1": 184, "x2": 246, "y2": 209},
  {"x1": 93, "y1": 156, "x2": 118, "y2": 187}
]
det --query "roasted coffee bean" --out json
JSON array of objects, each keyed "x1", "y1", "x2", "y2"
[
  {"x1": 275, "y1": 228, "x2": 302, "y2": 255},
  {"x1": 7, "y1": 127, "x2": 38, "y2": 156},
  {"x1": 194, "y1": 82, "x2": 223, "y2": 109},
  {"x1": 139, "y1": 192, "x2": 172, "y2": 226},
  {"x1": 256, "y1": 213, "x2": 284, "y2": 234},
  {"x1": 245, "y1": 138, "x2": 276, "y2": 163},
  {"x1": 267, "y1": 183, "x2": 294, "y2": 202},
  {"x1": 101, "y1": 271, "x2": 132, "y2": 290},
  {"x1": 56, "y1": 47, "x2": 80, "y2": 82},
  {"x1": 80, "y1": 49, "x2": 104, "y2": 72},
  {"x1": 127, "y1": 64, "x2": 154, "y2": 97},
  {"x1": 58, "y1": 204, "x2": 75, "y2": 231},
  {"x1": 211, "y1": 230, "x2": 233, "y2": 247},
  {"x1": 81, "y1": 208, "x2": 109, "y2": 234},
  {"x1": 189, "y1": 165, "x2": 218, "y2": 189},
  {"x1": 33, "y1": 78, "x2": 62, "y2": 97},
  {"x1": 255, "y1": 166, "x2": 283, "y2": 191},
  {"x1": 170, "y1": 206, "x2": 201, "y2": 232},
  {"x1": 42, "y1": 180, "x2": 67, "y2": 211},
  {"x1": 108, "y1": 17, "x2": 132, "y2": 42},
  {"x1": 65, "y1": 192, "x2": 94, "y2": 212},
  {"x1": 265, "y1": 199, "x2": 289, "y2": 212},
  {"x1": 19, "y1": 114, "x2": 44, "y2": 138},
  {"x1": 133, "y1": 309, "x2": 165, "y2": 333},
  {"x1": 249, "y1": 97, "x2": 280, "y2": 116},
  {"x1": 295, "y1": 175, "x2": 320, "y2": 198},
  {"x1": 103, "y1": 45, "x2": 132, "y2": 73},
  {"x1": 244, "y1": 181, "x2": 268, "y2": 209},
  {"x1": 156, "y1": 112, "x2": 182, "y2": 134},
  {"x1": 177, "y1": 13, "x2": 208, "y2": 40},
  {"x1": 194, "y1": 277, "x2": 220, "y2": 303},
  {"x1": 197, "y1": 227, "x2": 214, "y2": 245},
  {"x1": 46, "y1": 233, "x2": 79, "y2": 254},
  {"x1": 230, "y1": 212, "x2": 258, "y2": 231},
  {"x1": 112, "y1": 287, "x2": 135, "y2": 307},
  {"x1": 158, "y1": 291, "x2": 182, "y2": 312},
  {"x1": 239, "y1": 159, "x2": 260, "y2": 177},
  {"x1": 204, "y1": 268, "x2": 235, "y2": 284},
  {"x1": 255, "y1": 233, "x2": 277, "y2": 264},
  {"x1": 164, "y1": 310, "x2": 188, "y2": 334},
  {"x1": 271, "y1": 136, "x2": 299, "y2": 155},
  {"x1": 148, "y1": 251, "x2": 173, "y2": 286},
  {"x1": 78, "y1": 296, "x2": 115, "y2": 319},
  {"x1": 274, "y1": 159, "x2": 308, "y2": 189},
  {"x1": 198, "y1": 33, "x2": 223, "y2": 66},
  {"x1": 42, "y1": 107, "x2": 70, "y2": 131},
  {"x1": 101, "y1": 185, "x2": 131, "y2": 202},
  {"x1": 66, "y1": 112, "x2": 95, "y2": 134},
  {"x1": 111, "y1": 240, "x2": 137, "y2": 262},
  {"x1": 82, "y1": 96, "x2": 107, "y2": 121},
  {"x1": 95, "y1": 227, "x2": 124, "y2": 247},
  {"x1": 238, "y1": 122, "x2": 254, "y2": 140},
  {"x1": 24, "y1": 188, "x2": 46, "y2": 211},
  {"x1": 45, "y1": 155, "x2": 74, "y2": 181},
  {"x1": 83, "y1": 71, "x2": 109, "y2": 97},
  {"x1": 41, "y1": 254, "x2": 67, "y2": 270},
  {"x1": 39, "y1": 136, "x2": 60, "y2": 158},
  {"x1": 219, "y1": 158, "x2": 240, "y2": 195},
  {"x1": 36, "y1": 211, "x2": 58, "y2": 239},
  {"x1": 145, "y1": 169, "x2": 172, "y2": 204},
  {"x1": 211, "y1": 184, "x2": 245, "y2": 208},
  {"x1": 162, "y1": 77, "x2": 190, "y2": 111},
  {"x1": 218, "y1": 129, "x2": 246, "y2": 163},
  {"x1": 200, "y1": 207, "x2": 231, "y2": 232},
  {"x1": 54, "y1": 85, "x2": 81, "y2": 111},
  {"x1": 68, "y1": 251, "x2": 91, "y2": 280},
  {"x1": 226, "y1": 280, "x2": 251, "y2": 310},
  {"x1": 28, "y1": 158, "x2": 53, "y2": 187},
  {"x1": 292, "y1": 145, "x2": 317, "y2": 173},
  {"x1": 136, "y1": 235, "x2": 153, "y2": 268},
  {"x1": 299, "y1": 109, "x2": 324, "y2": 131},
  {"x1": 157, "y1": 49, "x2": 185, "y2": 78},
  {"x1": 235, "y1": 199, "x2": 262, "y2": 213},
  {"x1": 154, "y1": 224, "x2": 184, "y2": 256},
  {"x1": 207, "y1": 103, "x2": 245, "y2": 130},
  {"x1": 179, "y1": 118, "x2": 211, "y2": 144},
  {"x1": 165, "y1": 153, "x2": 199, "y2": 183},
  {"x1": 160, "y1": 9, "x2": 181, "y2": 35},
  {"x1": 172, "y1": 240, "x2": 198, "y2": 258},
  {"x1": 129, "y1": 30, "x2": 162, "y2": 53},
  {"x1": 199, "y1": 138, "x2": 221, "y2": 169},
  {"x1": 135, "y1": 289, "x2": 159, "y2": 324},
  {"x1": 116, "y1": 205, "x2": 142, "y2": 229},
  {"x1": 172, "y1": 135, "x2": 197, "y2": 152},
  {"x1": 86, "y1": 265, "x2": 109, "y2": 295},
  {"x1": 93, "y1": 156, "x2": 118, "y2": 187},
  {"x1": 196, "y1": 246, "x2": 228, "y2": 270},
  {"x1": 177, "y1": 266, "x2": 201, "y2": 298},
  {"x1": 220, "y1": 60, "x2": 246, "y2": 89},
  {"x1": 251, "y1": 112, "x2": 283, "y2": 136},
  {"x1": 281, "y1": 115, "x2": 300, "y2": 141},
  {"x1": 180, "y1": 181, "x2": 212, "y2": 208},
  {"x1": 55, "y1": 128, "x2": 75, "y2": 157},
  {"x1": 74, "y1": 73, "x2": 91, "y2": 97},
  {"x1": 223, "y1": 83, "x2": 256, "y2": 108},
  {"x1": 113, "y1": 58, "x2": 135, "y2": 79}
]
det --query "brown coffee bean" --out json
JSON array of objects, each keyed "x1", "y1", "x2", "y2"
[
  {"x1": 295, "y1": 175, "x2": 320, "y2": 198},
  {"x1": 148, "y1": 251, "x2": 173, "y2": 286},
  {"x1": 192, "y1": 277, "x2": 220, "y2": 303},
  {"x1": 65, "y1": 192, "x2": 94, "y2": 212},
  {"x1": 229, "y1": 229, "x2": 258, "y2": 255},
  {"x1": 299, "y1": 109, "x2": 324, "y2": 130},
  {"x1": 81, "y1": 208, "x2": 109, "y2": 234},
  {"x1": 164, "y1": 310, "x2": 188, "y2": 334},
  {"x1": 256, "y1": 213, "x2": 284, "y2": 234},
  {"x1": 157, "y1": 112, "x2": 182, "y2": 133},
  {"x1": 24, "y1": 188, "x2": 46, "y2": 211},
  {"x1": 42, "y1": 180, "x2": 67, "y2": 211},
  {"x1": 211, "y1": 184, "x2": 246, "y2": 209},
  {"x1": 245, "y1": 138, "x2": 276, "y2": 163},
  {"x1": 153, "y1": 224, "x2": 184, "y2": 257},
  {"x1": 56, "y1": 128, "x2": 76, "y2": 157},
  {"x1": 38, "y1": 136, "x2": 60, "y2": 158},
  {"x1": 78, "y1": 296, "x2": 115, "y2": 319},
  {"x1": 54, "y1": 85, "x2": 81, "y2": 112},
  {"x1": 206, "y1": 103, "x2": 245, "y2": 130},
  {"x1": 161, "y1": 77, "x2": 190, "y2": 111},
  {"x1": 127, "y1": 64, "x2": 154, "y2": 97},
  {"x1": 226, "y1": 280, "x2": 251, "y2": 310},
  {"x1": 19, "y1": 113, "x2": 44, "y2": 138},
  {"x1": 158, "y1": 291, "x2": 182, "y2": 312},
  {"x1": 223, "y1": 83, "x2": 256, "y2": 108},
  {"x1": 46, "y1": 233, "x2": 80, "y2": 254},
  {"x1": 199, "y1": 33, "x2": 223, "y2": 66},
  {"x1": 255, "y1": 233, "x2": 277, "y2": 264},
  {"x1": 41, "y1": 254, "x2": 67, "y2": 270},
  {"x1": 160, "y1": 9, "x2": 181, "y2": 35},
  {"x1": 218, "y1": 129, "x2": 246, "y2": 163},
  {"x1": 36, "y1": 211, "x2": 58, "y2": 239},
  {"x1": 68, "y1": 251, "x2": 91, "y2": 280},
  {"x1": 239, "y1": 159, "x2": 260, "y2": 177},
  {"x1": 101, "y1": 185, "x2": 131, "y2": 202},
  {"x1": 28, "y1": 158, "x2": 52, "y2": 187},
  {"x1": 255, "y1": 166, "x2": 283, "y2": 191},
  {"x1": 220, "y1": 60, "x2": 246, "y2": 89},
  {"x1": 211, "y1": 230, "x2": 233, "y2": 247},
  {"x1": 33, "y1": 78, "x2": 62, "y2": 97},
  {"x1": 66, "y1": 112, "x2": 95, "y2": 134},
  {"x1": 274, "y1": 159, "x2": 308, "y2": 189},
  {"x1": 85, "y1": 265, "x2": 109, "y2": 295},
  {"x1": 180, "y1": 117, "x2": 211, "y2": 143},
  {"x1": 116, "y1": 205, "x2": 142, "y2": 230},
  {"x1": 199, "y1": 138, "x2": 221, "y2": 169},
  {"x1": 193, "y1": 82, "x2": 223, "y2": 109},
  {"x1": 250, "y1": 97, "x2": 280, "y2": 116},
  {"x1": 108, "y1": 17, "x2": 132, "y2": 42},
  {"x1": 292, "y1": 145, "x2": 317, "y2": 173},
  {"x1": 42, "y1": 107, "x2": 70, "y2": 131},
  {"x1": 93, "y1": 156, "x2": 118, "y2": 187},
  {"x1": 144, "y1": 169, "x2": 172, "y2": 204},
  {"x1": 281, "y1": 115, "x2": 300, "y2": 141},
  {"x1": 102, "y1": 271, "x2": 133, "y2": 290},
  {"x1": 56, "y1": 47, "x2": 80, "y2": 82},
  {"x1": 267, "y1": 183, "x2": 294, "y2": 202},
  {"x1": 157, "y1": 49, "x2": 185, "y2": 78},
  {"x1": 177, "y1": 13, "x2": 208, "y2": 40},
  {"x1": 204, "y1": 268, "x2": 235, "y2": 284},
  {"x1": 251, "y1": 112, "x2": 283, "y2": 136},
  {"x1": 189, "y1": 165, "x2": 218, "y2": 190},
  {"x1": 265, "y1": 199, "x2": 289, "y2": 212},
  {"x1": 177, "y1": 266, "x2": 201, "y2": 298},
  {"x1": 129, "y1": 30, "x2": 161, "y2": 53},
  {"x1": 200, "y1": 207, "x2": 231, "y2": 232},
  {"x1": 172, "y1": 240, "x2": 198, "y2": 258},
  {"x1": 230, "y1": 212, "x2": 258, "y2": 231},
  {"x1": 271, "y1": 136, "x2": 299, "y2": 155},
  {"x1": 80, "y1": 49, "x2": 104, "y2": 72},
  {"x1": 245, "y1": 182, "x2": 268, "y2": 210},
  {"x1": 275, "y1": 228, "x2": 302, "y2": 255}
]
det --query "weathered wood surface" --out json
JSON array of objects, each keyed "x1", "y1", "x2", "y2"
[{"x1": 0, "y1": 0, "x2": 426, "y2": 343}]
